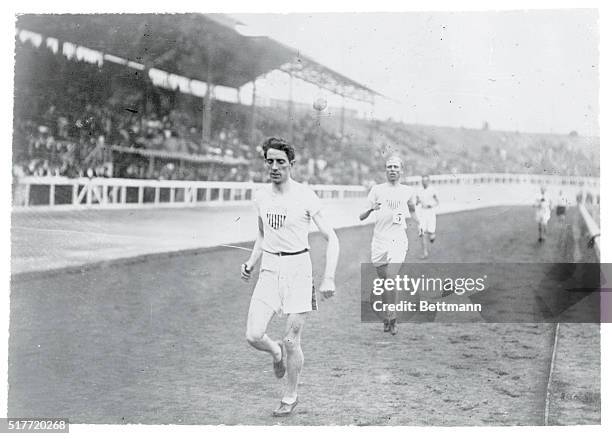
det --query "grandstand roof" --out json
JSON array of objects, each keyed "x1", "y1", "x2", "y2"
[{"x1": 16, "y1": 14, "x2": 379, "y2": 103}]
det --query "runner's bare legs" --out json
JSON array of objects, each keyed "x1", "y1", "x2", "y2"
[
  {"x1": 282, "y1": 313, "x2": 306, "y2": 401},
  {"x1": 421, "y1": 233, "x2": 429, "y2": 258},
  {"x1": 376, "y1": 263, "x2": 401, "y2": 334},
  {"x1": 246, "y1": 300, "x2": 282, "y2": 362},
  {"x1": 376, "y1": 264, "x2": 395, "y2": 322}
]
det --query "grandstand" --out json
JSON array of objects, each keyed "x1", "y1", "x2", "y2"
[
  {"x1": 12, "y1": 14, "x2": 381, "y2": 187},
  {"x1": 12, "y1": 14, "x2": 599, "y2": 194}
]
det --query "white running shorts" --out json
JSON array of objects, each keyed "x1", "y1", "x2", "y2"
[
  {"x1": 419, "y1": 208, "x2": 437, "y2": 234},
  {"x1": 371, "y1": 237, "x2": 408, "y2": 266},
  {"x1": 536, "y1": 209, "x2": 551, "y2": 225},
  {"x1": 250, "y1": 251, "x2": 317, "y2": 315}
]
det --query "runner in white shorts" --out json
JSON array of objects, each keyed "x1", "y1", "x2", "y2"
[
  {"x1": 360, "y1": 155, "x2": 415, "y2": 335},
  {"x1": 555, "y1": 189, "x2": 568, "y2": 219},
  {"x1": 535, "y1": 186, "x2": 553, "y2": 242},
  {"x1": 416, "y1": 175, "x2": 439, "y2": 259},
  {"x1": 241, "y1": 137, "x2": 339, "y2": 417}
]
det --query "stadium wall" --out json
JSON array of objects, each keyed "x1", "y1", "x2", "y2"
[{"x1": 12, "y1": 173, "x2": 599, "y2": 213}]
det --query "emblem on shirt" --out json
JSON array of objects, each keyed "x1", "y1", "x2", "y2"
[
  {"x1": 386, "y1": 199, "x2": 401, "y2": 210},
  {"x1": 266, "y1": 207, "x2": 287, "y2": 230}
]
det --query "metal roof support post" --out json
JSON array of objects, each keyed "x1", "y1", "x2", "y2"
[
  {"x1": 288, "y1": 71, "x2": 294, "y2": 143},
  {"x1": 314, "y1": 89, "x2": 323, "y2": 180},
  {"x1": 141, "y1": 83, "x2": 148, "y2": 132},
  {"x1": 202, "y1": 44, "x2": 214, "y2": 146},
  {"x1": 367, "y1": 98, "x2": 375, "y2": 141},
  {"x1": 148, "y1": 156, "x2": 154, "y2": 179},
  {"x1": 340, "y1": 94, "x2": 346, "y2": 138},
  {"x1": 249, "y1": 79, "x2": 257, "y2": 147},
  {"x1": 202, "y1": 85, "x2": 213, "y2": 145},
  {"x1": 110, "y1": 149, "x2": 116, "y2": 178}
]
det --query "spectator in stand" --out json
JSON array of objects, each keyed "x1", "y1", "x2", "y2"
[{"x1": 164, "y1": 130, "x2": 182, "y2": 153}]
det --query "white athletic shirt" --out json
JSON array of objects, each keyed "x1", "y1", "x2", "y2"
[
  {"x1": 417, "y1": 186, "x2": 438, "y2": 208},
  {"x1": 536, "y1": 192, "x2": 552, "y2": 213},
  {"x1": 557, "y1": 193, "x2": 569, "y2": 207},
  {"x1": 254, "y1": 180, "x2": 322, "y2": 253},
  {"x1": 367, "y1": 183, "x2": 414, "y2": 243}
]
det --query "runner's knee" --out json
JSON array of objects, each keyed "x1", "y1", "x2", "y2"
[
  {"x1": 245, "y1": 327, "x2": 266, "y2": 345},
  {"x1": 283, "y1": 323, "x2": 303, "y2": 352},
  {"x1": 375, "y1": 264, "x2": 388, "y2": 278},
  {"x1": 283, "y1": 334, "x2": 300, "y2": 352}
]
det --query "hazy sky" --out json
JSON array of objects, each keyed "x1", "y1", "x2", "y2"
[{"x1": 232, "y1": 10, "x2": 599, "y2": 135}]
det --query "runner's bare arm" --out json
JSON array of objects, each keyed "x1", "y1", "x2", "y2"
[
  {"x1": 424, "y1": 194, "x2": 439, "y2": 208},
  {"x1": 359, "y1": 201, "x2": 381, "y2": 221},
  {"x1": 241, "y1": 217, "x2": 264, "y2": 281},
  {"x1": 408, "y1": 197, "x2": 416, "y2": 214},
  {"x1": 406, "y1": 199, "x2": 417, "y2": 227},
  {"x1": 359, "y1": 208, "x2": 372, "y2": 221},
  {"x1": 312, "y1": 211, "x2": 339, "y2": 298},
  {"x1": 432, "y1": 194, "x2": 440, "y2": 207}
]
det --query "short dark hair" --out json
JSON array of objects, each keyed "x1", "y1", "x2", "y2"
[{"x1": 261, "y1": 137, "x2": 296, "y2": 162}]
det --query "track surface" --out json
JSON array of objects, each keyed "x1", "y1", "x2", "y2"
[
  {"x1": 8, "y1": 206, "x2": 600, "y2": 425},
  {"x1": 9, "y1": 198, "x2": 511, "y2": 275}
]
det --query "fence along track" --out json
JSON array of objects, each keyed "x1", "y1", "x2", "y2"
[{"x1": 543, "y1": 204, "x2": 599, "y2": 425}]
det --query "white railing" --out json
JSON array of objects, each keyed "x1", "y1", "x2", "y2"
[
  {"x1": 579, "y1": 203, "x2": 600, "y2": 259},
  {"x1": 11, "y1": 176, "x2": 366, "y2": 211},
  {"x1": 12, "y1": 173, "x2": 599, "y2": 211},
  {"x1": 403, "y1": 173, "x2": 599, "y2": 188}
]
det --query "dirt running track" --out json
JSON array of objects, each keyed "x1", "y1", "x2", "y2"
[{"x1": 8, "y1": 206, "x2": 600, "y2": 425}]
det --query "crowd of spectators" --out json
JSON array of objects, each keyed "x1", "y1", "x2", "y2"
[
  {"x1": 250, "y1": 107, "x2": 377, "y2": 184},
  {"x1": 13, "y1": 39, "x2": 255, "y2": 181},
  {"x1": 374, "y1": 120, "x2": 599, "y2": 178},
  {"x1": 13, "y1": 37, "x2": 599, "y2": 187}
]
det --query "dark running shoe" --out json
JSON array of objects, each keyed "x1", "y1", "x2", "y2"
[
  {"x1": 273, "y1": 341, "x2": 286, "y2": 379},
  {"x1": 272, "y1": 398, "x2": 299, "y2": 417},
  {"x1": 390, "y1": 319, "x2": 398, "y2": 336},
  {"x1": 383, "y1": 319, "x2": 391, "y2": 332}
]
